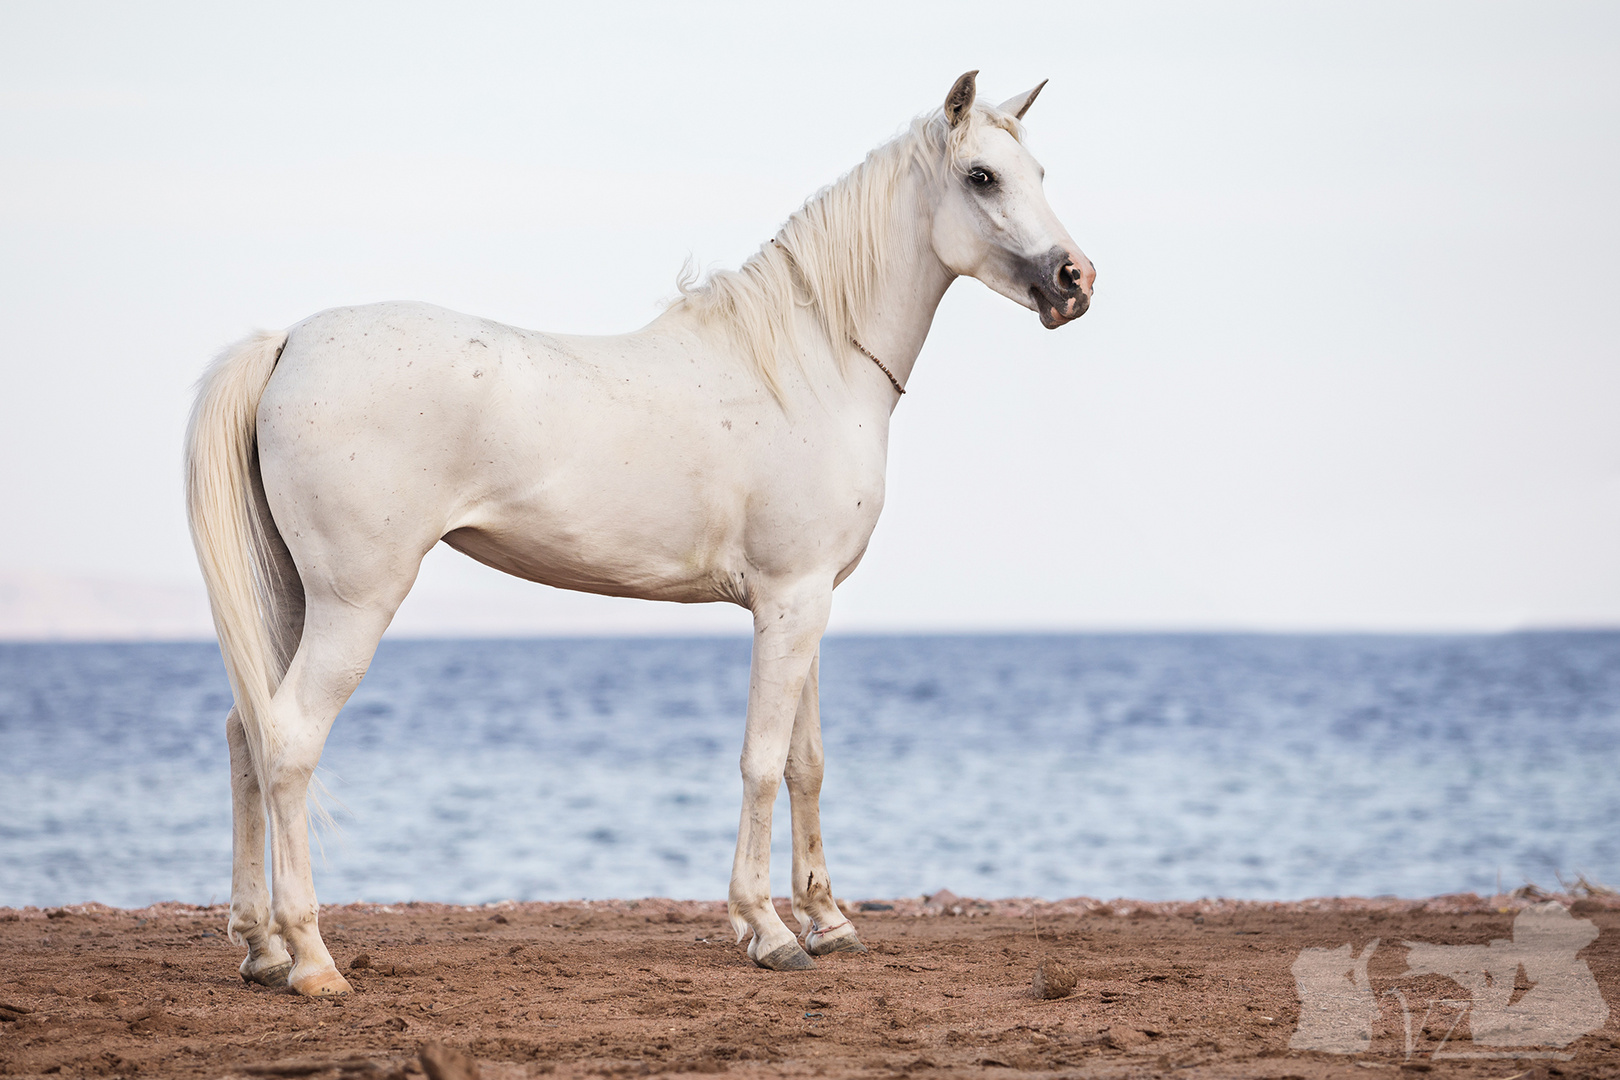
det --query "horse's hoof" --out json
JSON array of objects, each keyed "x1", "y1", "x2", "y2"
[
  {"x1": 806, "y1": 930, "x2": 868, "y2": 957},
  {"x1": 289, "y1": 967, "x2": 352, "y2": 997},
  {"x1": 240, "y1": 960, "x2": 293, "y2": 988},
  {"x1": 755, "y1": 942, "x2": 817, "y2": 971}
]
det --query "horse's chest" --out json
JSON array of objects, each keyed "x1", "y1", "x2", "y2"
[{"x1": 735, "y1": 428, "x2": 886, "y2": 568}]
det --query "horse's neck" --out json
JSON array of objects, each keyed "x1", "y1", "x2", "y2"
[{"x1": 850, "y1": 178, "x2": 955, "y2": 397}]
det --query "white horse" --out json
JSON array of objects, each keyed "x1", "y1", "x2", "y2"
[{"x1": 186, "y1": 71, "x2": 1093, "y2": 997}]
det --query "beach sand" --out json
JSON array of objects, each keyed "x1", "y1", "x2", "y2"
[{"x1": 2, "y1": 893, "x2": 1617, "y2": 1079}]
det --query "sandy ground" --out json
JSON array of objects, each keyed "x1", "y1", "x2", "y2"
[{"x1": 2, "y1": 892, "x2": 1617, "y2": 1080}]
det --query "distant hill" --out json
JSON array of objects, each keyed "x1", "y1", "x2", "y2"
[{"x1": 0, "y1": 570, "x2": 214, "y2": 641}]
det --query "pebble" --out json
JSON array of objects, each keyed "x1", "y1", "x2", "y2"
[
  {"x1": 1033, "y1": 958, "x2": 1076, "y2": 1000},
  {"x1": 419, "y1": 1040, "x2": 480, "y2": 1080}
]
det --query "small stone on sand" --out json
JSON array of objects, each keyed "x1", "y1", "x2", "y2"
[
  {"x1": 419, "y1": 1040, "x2": 480, "y2": 1080},
  {"x1": 348, "y1": 952, "x2": 371, "y2": 971},
  {"x1": 1032, "y1": 958, "x2": 1076, "y2": 999}
]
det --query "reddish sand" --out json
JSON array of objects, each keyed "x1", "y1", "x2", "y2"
[{"x1": 2, "y1": 892, "x2": 1617, "y2": 1079}]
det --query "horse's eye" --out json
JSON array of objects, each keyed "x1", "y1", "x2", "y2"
[{"x1": 967, "y1": 167, "x2": 995, "y2": 188}]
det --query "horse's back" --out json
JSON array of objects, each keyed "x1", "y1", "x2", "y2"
[{"x1": 268, "y1": 300, "x2": 547, "y2": 416}]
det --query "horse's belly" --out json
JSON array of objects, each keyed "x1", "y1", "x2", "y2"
[
  {"x1": 444, "y1": 416, "x2": 882, "y2": 606},
  {"x1": 442, "y1": 443, "x2": 755, "y2": 604},
  {"x1": 442, "y1": 514, "x2": 742, "y2": 604}
]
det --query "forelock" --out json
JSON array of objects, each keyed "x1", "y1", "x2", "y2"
[{"x1": 925, "y1": 102, "x2": 1026, "y2": 173}]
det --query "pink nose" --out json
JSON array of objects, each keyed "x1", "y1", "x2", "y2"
[
  {"x1": 1058, "y1": 251, "x2": 1095, "y2": 297},
  {"x1": 1033, "y1": 245, "x2": 1094, "y2": 326}
]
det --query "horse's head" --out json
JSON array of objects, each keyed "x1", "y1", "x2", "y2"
[{"x1": 928, "y1": 71, "x2": 1095, "y2": 328}]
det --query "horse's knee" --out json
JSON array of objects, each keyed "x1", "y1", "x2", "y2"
[
  {"x1": 739, "y1": 755, "x2": 787, "y2": 798},
  {"x1": 784, "y1": 752, "x2": 824, "y2": 788}
]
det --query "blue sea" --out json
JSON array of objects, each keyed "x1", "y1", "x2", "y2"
[{"x1": 2, "y1": 633, "x2": 1618, "y2": 910}]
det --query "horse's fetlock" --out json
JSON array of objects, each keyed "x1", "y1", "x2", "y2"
[{"x1": 272, "y1": 903, "x2": 317, "y2": 935}]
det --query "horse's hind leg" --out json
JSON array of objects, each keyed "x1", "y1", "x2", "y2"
[
  {"x1": 785, "y1": 653, "x2": 866, "y2": 957},
  {"x1": 262, "y1": 586, "x2": 407, "y2": 997},
  {"x1": 228, "y1": 519, "x2": 305, "y2": 988},
  {"x1": 227, "y1": 707, "x2": 293, "y2": 986}
]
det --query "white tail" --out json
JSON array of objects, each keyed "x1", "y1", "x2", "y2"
[{"x1": 185, "y1": 329, "x2": 297, "y2": 791}]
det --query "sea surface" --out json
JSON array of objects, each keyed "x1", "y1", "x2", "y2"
[{"x1": 2, "y1": 633, "x2": 1618, "y2": 909}]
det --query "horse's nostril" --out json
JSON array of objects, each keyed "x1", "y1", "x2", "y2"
[{"x1": 1057, "y1": 263, "x2": 1081, "y2": 291}]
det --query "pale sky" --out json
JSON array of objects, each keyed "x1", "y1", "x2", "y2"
[{"x1": 1, "y1": 2, "x2": 1617, "y2": 635}]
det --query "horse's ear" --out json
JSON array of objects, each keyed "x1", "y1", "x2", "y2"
[
  {"x1": 944, "y1": 70, "x2": 978, "y2": 127},
  {"x1": 998, "y1": 79, "x2": 1048, "y2": 121}
]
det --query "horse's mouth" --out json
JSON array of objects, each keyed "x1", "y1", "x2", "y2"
[{"x1": 1032, "y1": 286, "x2": 1089, "y2": 329}]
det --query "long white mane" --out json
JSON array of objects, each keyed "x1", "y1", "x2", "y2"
[{"x1": 671, "y1": 104, "x2": 1024, "y2": 399}]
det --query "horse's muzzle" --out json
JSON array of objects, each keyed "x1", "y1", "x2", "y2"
[{"x1": 1030, "y1": 246, "x2": 1094, "y2": 329}]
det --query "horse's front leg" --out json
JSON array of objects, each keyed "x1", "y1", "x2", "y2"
[
  {"x1": 729, "y1": 580, "x2": 830, "y2": 971},
  {"x1": 225, "y1": 707, "x2": 294, "y2": 986},
  {"x1": 786, "y1": 652, "x2": 866, "y2": 956}
]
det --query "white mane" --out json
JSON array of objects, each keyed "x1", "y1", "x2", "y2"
[{"x1": 671, "y1": 104, "x2": 1024, "y2": 400}]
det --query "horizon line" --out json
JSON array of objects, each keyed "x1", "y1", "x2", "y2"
[{"x1": 4, "y1": 624, "x2": 1619, "y2": 646}]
